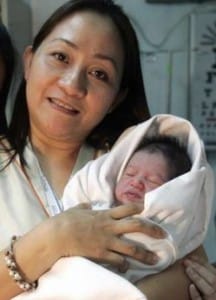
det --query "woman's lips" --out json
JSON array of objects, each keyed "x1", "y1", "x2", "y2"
[{"x1": 48, "y1": 97, "x2": 80, "y2": 115}]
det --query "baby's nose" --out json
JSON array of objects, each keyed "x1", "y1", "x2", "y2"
[{"x1": 131, "y1": 177, "x2": 145, "y2": 191}]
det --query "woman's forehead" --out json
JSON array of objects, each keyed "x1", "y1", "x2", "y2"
[
  {"x1": 44, "y1": 11, "x2": 122, "y2": 46},
  {"x1": 39, "y1": 11, "x2": 124, "y2": 66}
]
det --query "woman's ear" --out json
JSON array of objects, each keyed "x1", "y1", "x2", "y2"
[
  {"x1": 109, "y1": 88, "x2": 128, "y2": 113},
  {"x1": 23, "y1": 46, "x2": 33, "y2": 80}
]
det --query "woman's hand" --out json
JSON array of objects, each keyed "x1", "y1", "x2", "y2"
[
  {"x1": 184, "y1": 256, "x2": 216, "y2": 300},
  {"x1": 50, "y1": 203, "x2": 165, "y2": 271}
]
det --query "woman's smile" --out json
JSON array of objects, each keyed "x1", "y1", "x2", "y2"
[{"x1": 47, "y1": 97, "x2": 80, "y2": 116}]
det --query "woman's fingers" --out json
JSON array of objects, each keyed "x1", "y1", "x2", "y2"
[
  {"x1": 53, "y1": 205, "x2": 164, "y2": 266},
  {"x1": 110, "y1": 203, "x2": 144, "y2": 219},
  {"x1": 114, "y1": 215, "x2": 166, "y2": 239},
  {"x1": 92, "y1": 251, "x2": 129, "y2": 273},
  {"x1": 74, "y1": 202, "x2": 92, "y2": 209},
  {"x1": 93, "y1": 239, "x2": 158, "y2": 271},
  {"x1": 185, "y1": 259, "x2": 216, "y2": 287},
  {"x1": 189, "y1": 284, "x2": 202, "y2": 300},
  {"x1": 189, "y1": 256, "x2": 216, "y2": 276},
  {"x1": 184, "y1": 258, "x2": 216, "y2": 299},
  {"x1": 109, "y1": 237, "x2": 158, "y2": 265},
  {"x1": 185, "y1": 263, "x2": 215, "y2": 296}
]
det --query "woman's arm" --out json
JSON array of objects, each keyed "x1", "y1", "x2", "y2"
[
  {"x1": 0, "y1": 203, "x2": 164, "y2": 300},
  {"x1": 136, "y1": 246, "x2": 207, "y2": 300},
  {"x1": 0, "y1": 218, "x2": 58, "y2": 300}
]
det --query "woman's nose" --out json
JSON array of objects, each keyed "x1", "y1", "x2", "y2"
[{"x1": 58, "y1": 68, "x2": 87, "y2": 98}]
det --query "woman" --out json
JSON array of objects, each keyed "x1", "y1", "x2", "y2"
[
  {"x1": 0, "y1": 23, "x2": 16, "y2": 134},
  {"x1": 0, "y1": 0, "x2": 205, "y2": 299},
  {"x1": 184, "y1": 257, "x2": 216, "y2": 300}
]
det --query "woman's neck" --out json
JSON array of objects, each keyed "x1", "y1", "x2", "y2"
[{"x1": 30, "y1": 134, "x2": 83, "y2": 199}]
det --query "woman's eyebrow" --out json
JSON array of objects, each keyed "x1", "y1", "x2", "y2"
[
  {"x1": 94, "y1": 53, "x2": 118, "y2": 71},
  {"x1": 50, "y1": 38, "x2": 77, "y2": 48},
  {"x1": 50, "y1": 38, "x2": 118, "y2": 71}
]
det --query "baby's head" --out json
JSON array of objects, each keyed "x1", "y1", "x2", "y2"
[{"x1": 114, "y1": 135, "x2": 191, "y2": 205}]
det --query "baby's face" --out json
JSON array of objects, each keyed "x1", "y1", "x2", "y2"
[{"x1": 114, "y1": 150, "x2": 169, "y2": 205}]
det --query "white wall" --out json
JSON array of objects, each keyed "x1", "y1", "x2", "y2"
[
  {"x1": 2, "y1": 0, "x2": 216, "y2": 261},
  {"x1": 1, "y1": 0, "x2": 32, "y2": 55}
]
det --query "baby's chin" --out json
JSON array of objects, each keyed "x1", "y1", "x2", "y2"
[{"x1": 116, "y1": 197, "x2": 143, "y2": 205}]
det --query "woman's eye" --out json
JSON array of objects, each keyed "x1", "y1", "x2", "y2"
[
  {"x1": 91, "y1": 70, "x2": 108, "y2": 82},
  {"x1": 52, "y1": 52, "x2": 68, "y2": 64}
]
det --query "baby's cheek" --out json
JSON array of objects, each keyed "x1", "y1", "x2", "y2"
[
  {"x1": 145, "y1": 182, "x2": 159, "y2": 193},
  {"x1": 114, "y1": 184, "x2": 121, "y2": 201}
]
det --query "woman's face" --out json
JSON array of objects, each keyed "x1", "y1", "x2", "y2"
[
  {"x1": 24, "y1": 11, "x2": 125, "y2": 143},
  {"x1": 0, "y1": 55, "x2": 5, "y2": 92}
]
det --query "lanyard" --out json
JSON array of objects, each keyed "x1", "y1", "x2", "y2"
[{"x1": 38, "y1": 168, "x2": 63, "y2": 216}]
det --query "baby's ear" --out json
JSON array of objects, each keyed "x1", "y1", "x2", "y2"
[{"x1": 23, "y1": 46, "x2": 34, "y2": 80}]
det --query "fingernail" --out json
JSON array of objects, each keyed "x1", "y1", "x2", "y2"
[
  {"x1": 118, "y1": 260, "x2": 129, "y2": 273},
  {"x1": 152, "y1": 254, "x2": 159, "y2": 264},
  {"x1": 156, "y1": 229, "x2": 167, "y2": 239}
]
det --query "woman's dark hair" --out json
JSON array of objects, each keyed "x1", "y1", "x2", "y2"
[
  {"x1": 137, "y1": 135, "x2": 192, "y2": 179},
  {"x1": 0, "y1": 24, "x2": 15, "y2": 134},
  {"x1": 8, "y1": 0, "x2": 150, "y2": 166}
]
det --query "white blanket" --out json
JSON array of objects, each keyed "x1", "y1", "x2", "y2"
[
  {"x1": 13, "y1": 114, "x2": 214, "y2": 300},
  {"x1": 13, "y1": 257, "x2": 146, "y2": 300}
]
